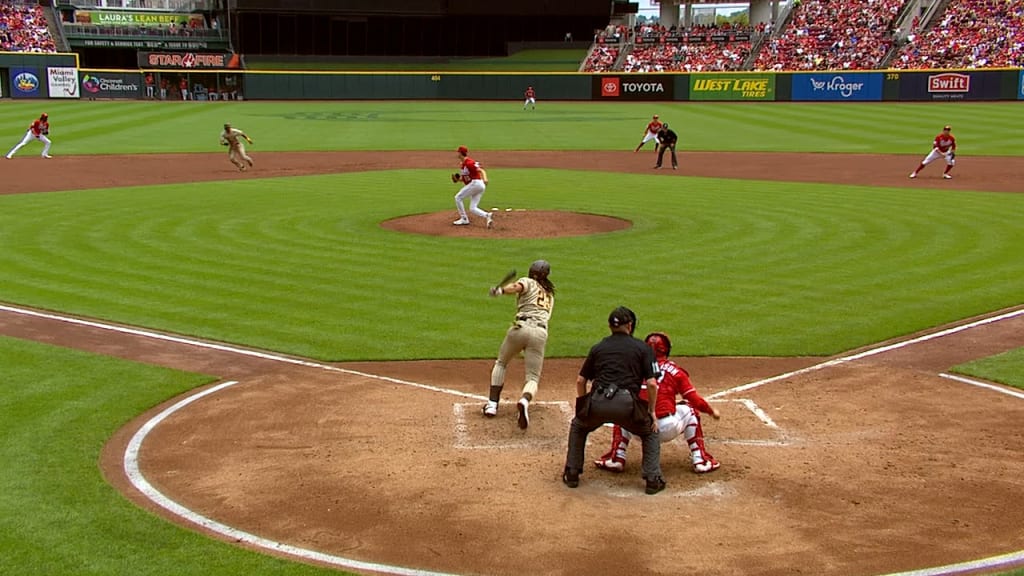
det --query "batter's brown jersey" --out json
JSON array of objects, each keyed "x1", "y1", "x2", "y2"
[{"x1": 515, "y1": 277, "x2": 554, "y2": 324}]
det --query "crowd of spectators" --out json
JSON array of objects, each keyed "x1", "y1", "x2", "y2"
[
  {"x1": 582, "y1": 44, "x2": 620, "y2": 71},
  {"x1": 623, "y1": 22, "x2": 759, "y2": 72},
  {"x1": 752, "y1": 0, "x2": 905, "y2": 70},
  {"x1": 891, "y1": 0, "x2": 1023, "y2": 69},
  {"x1": 0, "y1": 2, "x2": 56, "y2": 53}
]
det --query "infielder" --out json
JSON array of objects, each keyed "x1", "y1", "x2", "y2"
[
  {"x1": 220, "y1": 123, "x2": 254, "y2": 171},
  {"x1": 633, "y1": 114, "x2": 663, "y2": 154},
  {"x1": 6, "y1": 113, "x2": 52, "y2": 159},
  {"x1": 594, "y1": 332, "x2": 721, "y2": 474},
  {"x1": 523, "y1": 85, "x2": 536, "y2": 110},
  {"x1": 909, "y1": 125, "x2": 956, "y2": 180},
  {"x1": 485, "y1": 260, "x2": 555, "y2": 429},
  {"x1": 451, "y1": 145, "x2": 492, "y2": 227}
]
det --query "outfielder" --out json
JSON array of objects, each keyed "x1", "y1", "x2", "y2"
[
  {"x1": 523, "y1": 85, "x2": 536, "y2": 110},
  {"x1": 451, "y1": 145, "x2": 492, "y2": 228},
  {"x1": 909, "y1": 125, "x2": 956, "y2": 180},
  {"x1": 220, "y1": 123, "x2": 254, "y2": 171},
  {"x1": 594, "y1": 332, "x2": 721, "y2": 474},
  {"x1": 633, "y1": 114, "x2": 663, "y2": 154},
  {"x1": 6, "y1": 113, "x2": 52, "y2": 159},
  {"x1": 485, "y1": 260, "x2": 555, "y2": 429}
]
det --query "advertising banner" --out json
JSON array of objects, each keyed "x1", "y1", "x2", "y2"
[
  {"x1": 592, "y1": 75, "x2": 674, "y2": 101},
  {"x1": 10, "y1": 67, "x2": 42, "y2": 98},
  {"x1": 74, "y1": 10, "x2": 192, "y2": 26},
  {"x1": 138, "y1": 51, "x2": 239, "y2": 69},
  {"x1": 47, "y1": 67, "x2": 80, "y2": 99},
  {"x1": 1019, "y1": 69, "x2": 1024, "y2": 100},
  {"x1": 689, "y1": 74, "x2": 774, "y2": 101},
  {"x1": 898, "y1": 70, "x2": 1004, "y2": 101},
  {"x1": 791, "y1": 72, "x2": 882, "y2": 101},
  {"x1": 80, "y1": 72, "x2": 142, "y2": 99}
]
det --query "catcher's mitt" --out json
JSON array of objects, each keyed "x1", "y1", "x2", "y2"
[{"x1": 451, "y1": 173, "x2": 461, "y2": 183}]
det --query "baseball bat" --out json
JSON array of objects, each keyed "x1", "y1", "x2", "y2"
[{"x1": 495, "y1": 269, "x2": 517, "y2": 289}]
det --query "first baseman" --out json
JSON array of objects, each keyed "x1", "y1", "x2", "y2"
[
  {"x1": 220, "y1": 123, "x2": 254, "y2": 171},
  {"x1": 634, "y1": 114, "x2": 663, "y2": 154},
  {"x1": 451, "y1": 145, "x2": 492, "y2": 227},
  {"x1": 594, "y1": 332, "x2": 721, "y2": 474},
  {"x1": 6, "y1": 113, "x2": 52, "y2": 159},
  {"x1": 909, "y1": 125, "x2": 956, "y2": 179},
  {"x1": 484, "y1": 260, "x2": 556, "y2": 429}
]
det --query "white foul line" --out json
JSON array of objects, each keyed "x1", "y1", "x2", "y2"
[
  {"x1": 939, "y1": 373, "x2": 1024, "y2": 401},
  {"x1": 0, "y1": 303, "x2": 486, "y2": 401},
  {"x1": 708, "y1": 307, "x2": 1024, "y2": 400}
]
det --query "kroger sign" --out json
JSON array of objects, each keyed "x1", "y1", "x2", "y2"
[{"x1": 792, "y1": 73, "x2": 882, "y2": 101}]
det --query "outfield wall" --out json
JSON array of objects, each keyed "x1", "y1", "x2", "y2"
[{"x1": 2, "y1": 55, "x2": 1022, "y2": 102}]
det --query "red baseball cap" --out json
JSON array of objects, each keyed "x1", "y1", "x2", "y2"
[
  {"x1": 943, "y1": 125, "x2": 952, "y2": 131},
  {"x1": 653, "y1": 114, "x2": 659, "y2": 119},
  {"x1": 457, "y1": 145, "x2": 468, "y2": 155}
]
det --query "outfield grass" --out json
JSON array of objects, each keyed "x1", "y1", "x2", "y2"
[{"x1": 1, "y1": 99, "x2": 1022, "y2": 576}]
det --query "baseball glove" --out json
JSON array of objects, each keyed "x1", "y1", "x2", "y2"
[
  {"x1": 41, "y1": 130, "x2": 49, "y2": 135},
  {"x1": 451, "y1": 173, "x2": 461, "y2": 183}
]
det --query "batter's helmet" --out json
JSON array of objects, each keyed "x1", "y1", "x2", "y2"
[
  {"x1": 608, "y1": 306, "x2": 637, "y2": 335},
  {"x1": 529, "y1": 259, "x2": 550, "y2": 279},
  {"x1": 645, "y1": 332, "x2": 672, "y2": 358}
]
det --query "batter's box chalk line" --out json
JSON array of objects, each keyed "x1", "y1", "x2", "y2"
[{"x1": 452, "y1": 401, "x2": 572, "y2": 450}]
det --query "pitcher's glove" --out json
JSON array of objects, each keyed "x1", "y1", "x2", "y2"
[{"x1": 451, "y1": 173, "x2": 461, "y2": 183}]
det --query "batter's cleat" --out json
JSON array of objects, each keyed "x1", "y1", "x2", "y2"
[
  {"x1": 693, "y1": 458, "x2": 721, "y2": 474},
  {"x1": 247, "y1": 159, "x2": 254, "y2": 167},
  {"x1": 452, "y1": 218, "x2": 470, "y2": 226},
  {"x1": 943, "y1": 173, "x2": 953, "y2": 179},
  {"x1": 482, "y1": 401, "x2": 498, "y2": 417},
  {"x1": 517, "y1": 398, "x2": 530, "y2": 429},
  {"x1": 909, "y1": 172, "x2": 917, "y2": 179},
  {"x1": 5, "y1": 155, "x2": 11, "y2": 160},
  {"x1": 645, "y1": 476, "x2": 667, "y2": 495},
  {"x1": 562, "y1": 468, "x2": 580, "y2": 488},
  {"x1": 42, "y1": 154, "x2": 52, "y2": 159},
  {"x1": 594, "y1": 456, "x2": 626, "y2": 472},
  {"x1": 486, "y1": 213, "x2": 494, "y2": 229}
]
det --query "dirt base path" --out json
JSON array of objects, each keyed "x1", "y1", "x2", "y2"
[{"x1": 1, "y1": 150, "x2": 1023, "y2": 576}]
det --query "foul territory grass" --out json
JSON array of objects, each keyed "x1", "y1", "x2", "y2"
[
  {"x1": 953, "y1": 348, "x2": 1024, "y2": 390},
  {"x1": 0, "y1": 336, "x2": 343, "y2": 576},
  {"x1": 0, "y1": 170, "x2": 1021, "y2": 359}
]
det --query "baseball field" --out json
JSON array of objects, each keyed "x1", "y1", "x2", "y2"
[{"x1": 1, "y1": 99, "x2": 1022, "y2": 576}]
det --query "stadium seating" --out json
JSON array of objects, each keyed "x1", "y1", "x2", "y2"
[
  {"x1": 0, "y1": 2, "x2": 56, "y2": 53},
  {"x1": 891, "y1": 0, "x2": 1024, "y2": 68},
  {"x1": 752, "y1": 0, "x2": 905, "y2": 70}
]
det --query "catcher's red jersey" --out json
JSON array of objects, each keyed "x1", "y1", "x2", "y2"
[
  {"x1": 933, "y1": 133, "x2": 956, "y2": 153},
  {"x1": 641, "y1": 359, "x2": 713, "y2": 418}
]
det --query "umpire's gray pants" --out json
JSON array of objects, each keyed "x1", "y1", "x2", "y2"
[{"x1": 565, "y1": 388, "x2": 662, "y2": 480}]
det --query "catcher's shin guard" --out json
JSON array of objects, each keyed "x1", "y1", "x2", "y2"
[
  {"x1": 594, "y1": 425, "x2": 629, "y2": 471},
  {"x1": 686, "y1": 418, "x2": 719, "y2": 472}
]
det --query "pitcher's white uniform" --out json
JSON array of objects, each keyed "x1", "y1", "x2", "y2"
[{"x1": 453, "y1": 146, "x2": 491, "y2": 227}]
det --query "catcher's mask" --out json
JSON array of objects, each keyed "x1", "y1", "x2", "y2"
[
  {"x1": 608, "y1": 306, "x2": 637, "y2": 335},
  {"x1": 645, "y1": 332, "x2": 672, "y2": 358},
  {"x1": 529, "y1": 259, "x2": 550, "y2": 279}
]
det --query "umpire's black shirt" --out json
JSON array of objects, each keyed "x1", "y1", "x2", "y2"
[
  {"x1": 657, "y1": 127, "x2": 678, "y2": 146},
  {"x1": 579, "y1": 332, "x2": 658, "y2": 394}
]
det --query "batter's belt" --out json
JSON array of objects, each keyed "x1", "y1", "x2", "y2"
[{"x1": 516, "y1": 315, "x2": 547, "y2": 329}]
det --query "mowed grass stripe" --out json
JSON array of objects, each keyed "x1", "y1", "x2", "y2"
[
  {"x1": 1, "y1": 169, "x2": 1021, "y2": 359},
  {"x1": 1, "y1": 100, "x2": 1021, "y2": 155}
]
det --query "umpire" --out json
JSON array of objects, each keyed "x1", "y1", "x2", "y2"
[
  {"x1": 654, "y1": 122, "x2": 679, "y2": 170},
  {"x1": 562, "y1": 306, "x2": 666, "y2": 494}
]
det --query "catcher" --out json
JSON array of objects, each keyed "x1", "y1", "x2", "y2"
[
  {"x1": 220, "y1": 123, "x2": 254, "y2": 171},
  {"x1": 909, "y1": 125, "x2": 955, "y2": 180},
  {"x1": 594, "y1": 331, "x2": 721, "y2": 474},
  {"x1": 6, "y1": 112, "x2": 52, "y2": 159}
]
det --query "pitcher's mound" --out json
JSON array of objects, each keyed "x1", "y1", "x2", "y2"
[{"x1": 381, "y1": 210, "x2": 631, "y2": 238}]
